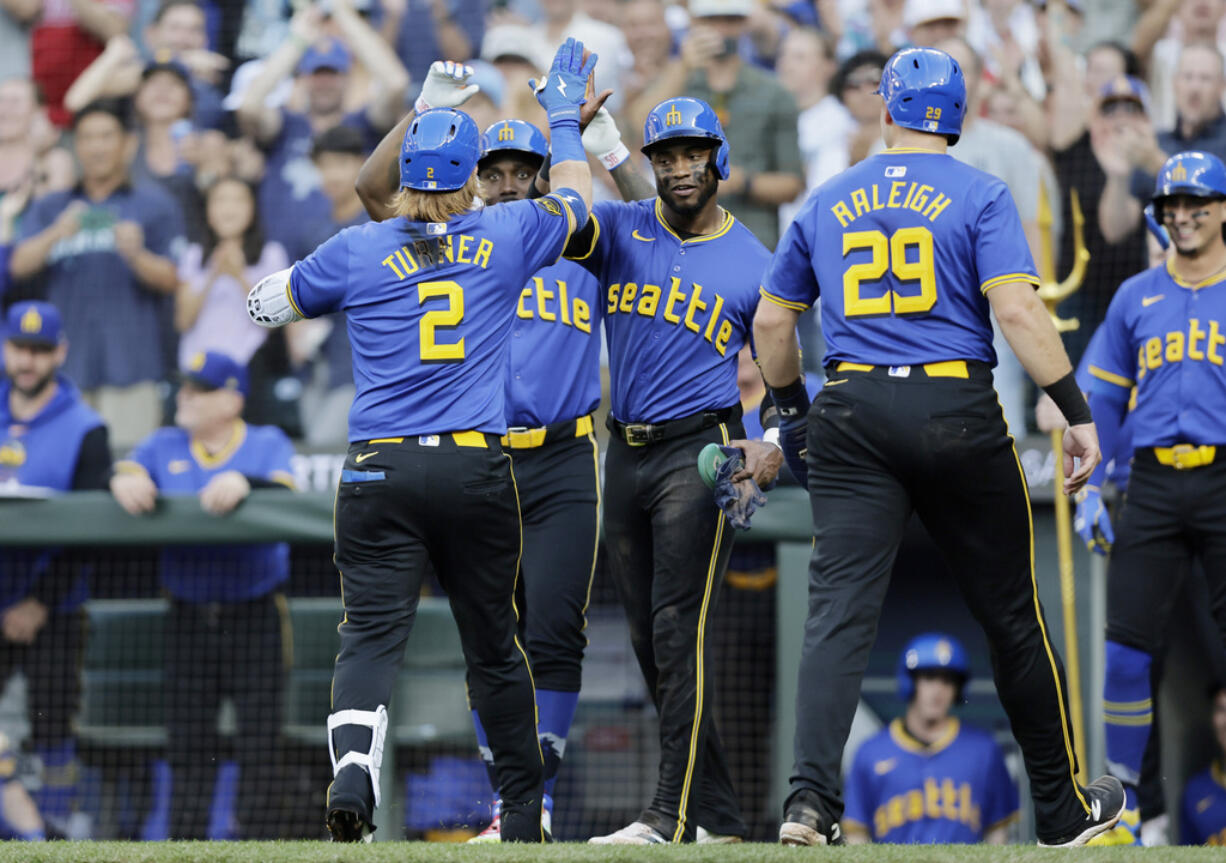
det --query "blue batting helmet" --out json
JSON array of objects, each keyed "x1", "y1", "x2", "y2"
[
  {"x1": 641, "y1": 97, "x2": 730, "y2": 181},
  {"x1": 479, "y1": 119, "x2": 549, "y2": 166},
  {"x1": 897, "y1": 633, "x2": 970, "y2": 703},
  {"x1": 1153, "y1": 151, "x2": 1226, "y2": 205},
  {"x1": 400, "y1": 108, "x2": 481, "y2": 192},
  {"x1": 877, "y1": 47, "x2": 967, "y2": 145}
]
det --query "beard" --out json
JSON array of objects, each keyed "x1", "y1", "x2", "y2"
[
  {"x1": 10, "y1": 369, "x2": 55, "y2": 400},
  {"x1": 657, "y1": 165, "x2": 718, "y2": 217}
]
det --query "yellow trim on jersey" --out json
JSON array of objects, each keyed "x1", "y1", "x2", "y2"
[
  {"x1": 673, "y1": 422, "x2": 730, "y2": 843},
  {"x1": 566, "y1": 212, "x2": 601, "y2": 262},
  {"x1": 1104, "y1": 712, "x2": 1153, "y2": 727},
  {"x1": 1088, "y1": 365, "x2": 1134, "y2": 388},
  {"x1": 888, "y1": 717, "x2": 961, "y2": 755},
  {"x1": 270, "y1": 470, "x2": 297, "y2": 490},
  {"x1": 884, "y1": 146, "x2": 945, "y2": 155},
  {"x1": 758, "y1": 286, "x2": 809, "y2": 312},
  {"x1": 841, "y1": 818, "x2": 870, "y2": 838},
  {"x1": 114, "y1": 460, "x2": 150, "y2": 477},
  {"x1": 1103, "y1": 698, "x2": 1153, "y2": 712},
  {"x1": 985, "y1": 811, "x2": 1021, "y2": 834},
  {"x1": 1166, "y1": 257, "x2": 1226, "y2": 289},
  {"x1": 190, "y1": 420, "x2": 246, "y2": 469},
  {"x1": 547, "y1": 192, "x2": 578, "y2": 263},
  {"x1": 1009, "y1": 442, "x2": 1091, "y2": 814},
  {"x1": 654, "y1": 198, "x2": 734, "y2": 244},
  {"x1": 981, "y1": 273, "x2": 1040, "y2": 294},
  {"x1": 286, "y1": 280, "x2": 307, "y2": 319}
]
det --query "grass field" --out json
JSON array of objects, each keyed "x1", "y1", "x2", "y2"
[{"x1": 0, "y1": 843, "x2": 1212, "y2": 863}]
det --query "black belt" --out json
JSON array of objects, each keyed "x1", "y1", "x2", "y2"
[{"x1": 607, "y1": 404, "x2": 742, "y2": 447}]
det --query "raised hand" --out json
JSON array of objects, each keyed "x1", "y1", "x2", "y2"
[
  {"x1": 416, "y1": 61, "x2": 479, "y2": 114},
  {"x1": 530, "y1": 37, "x2": 598, "y2": 124}
]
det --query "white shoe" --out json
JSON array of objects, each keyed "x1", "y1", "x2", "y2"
[
  {"x1": 696, "y1": 825, "x2": 742, "y2": 844},
  {"x1": 589, "y1": 821, "x2": 668, "y2": 844},
  {"x1": 467, "y1": 800, "x2": 553, "y2": 843}
]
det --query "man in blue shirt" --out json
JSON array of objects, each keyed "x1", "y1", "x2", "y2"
[
  {"x1": 755, "y1": 47, "x2": 1122, "y2": 847},
  {"x1": 0, "y1": 301, "x2": 109, "y2": 838},
  {"x1": 9, "y1": 99, "x2": 185, "y2": 450},
  {"x1": 1182, "y1": 685, "x2": 1226, "y2": 845},
  {"x1": 843, "y1": 634, "x2": 1018, "y2": 844},
  {"x1": 110, "y1": 350, "x2": 296, "y2": 840}
]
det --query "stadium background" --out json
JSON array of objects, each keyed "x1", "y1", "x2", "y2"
[{"x1": 1, "y1": 0, "x2": 1226, "y2": 846}]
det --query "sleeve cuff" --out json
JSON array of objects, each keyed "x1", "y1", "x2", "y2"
[
  {"x1": 269, "y1": 470, "x2": 297, "y2": 490},
  {"x1": 565, "y1": 213, "x2": 602, "y2": 262},
  {"x1": 759, "y1": 286, "x2": 809, "y2": 312},
  {"x1": 113, "y1": 460, "x2": 151, "y2": 477},
  {"x1": 980, "y1": 273, "x2": 1040, "y2": 294},
  {"x1": 286, "y1": 279, "x2": 308, "y2": 320},
  {"x1": 1088, "y1": 365, "x2": 1134, "y2": 388}
]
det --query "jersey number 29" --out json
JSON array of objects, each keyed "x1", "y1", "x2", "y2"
[
  {"x1": 843, "y1": 226, "x2": 937, "y2": 317},
  {"x1": 419, "y1": 280, "x2": 465, "y2": 361}
]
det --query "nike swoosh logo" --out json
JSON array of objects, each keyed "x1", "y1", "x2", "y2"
[
  {"x1": 1090, "y1": 800, "x2": 1102, "y2": 821},
  {"x1": 824, "y1": 379, "x2": 849, "y2": 387},
  {"x1": 632, "y1": 230, "x2": 655, "y2": 243},
  {"x1": 1142, "y1": 294, "x2": 1164, "y2": 307},
  {"x1": 355, "y1": 451, "x2": 379, "y2": 464}
]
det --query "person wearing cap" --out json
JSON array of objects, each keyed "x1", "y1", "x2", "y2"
[
  {"x1": 536, "y1": 0, "x2": 631, "y2": 113},
  {"x1": 628, "y1": 0, "x2": 803, "y2": 249},
  {"x1": 9, "y1": 98, "x2": 186, "y2": 450},
  {"x1": 481, "y1": 27, "x2": 553, "y2": 127},
  {"x1": 237, "y1": 2, "x2": 407, "y2": 260},
  {"x1": 902, "y1": 0, "x2": 966, "y2": 48},
  {"x1": 0, "y1": 301, "x2": 110, "y2": 837},
  {"x1": 842, "y1": 634, "x2": 1018, "y2": 844},
  {"x1": 1133, "y1": 0, "x2": 1226, "y2": 133},
  {"x1": 110, "y1": 349, "x2": 296, "y2": 839}
]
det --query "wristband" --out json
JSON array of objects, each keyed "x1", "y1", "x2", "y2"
[
  {"x1": 414, "y1": 96, "x2": 432, "y2": 115},
  {"x1": 1043, "y1": 371, "x2": 1093, "y2": 426},
  {"x1": 598, "y1": 142, "x2": 631, "y2": 171},
  {"x1": 769, "y1": 377, "x2": 810, "y2": 418},
  {"x1": 550, "y1": 118, "x2": 585, "y2": 164},
  {"x1": 763, "y1": 427, "x2": 781, "y2": 448}
]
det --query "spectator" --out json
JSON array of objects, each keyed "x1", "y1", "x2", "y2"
[
  {"x1": 0, "y1": 78, "x2": 39, "y2": 197},
  {"x1": 110, "y1": 350, "x2": 296, "y2": 840},
  {"x1": 966, "y1": 0, "x2": 1044, "y2": 102},
  {"x1": 481, "y1": 26, "x2": 551, "y2": 130},
  {"x1": 29, "y1": 0, "x2": 133, "y2": 127},
  {"x1": 842, "y1": 634, "x2": 1019, "y2": 844},
  {"x1": 835, "y1": 0, "x2": 906, "y2": 60},
  {"x1": 903, "y1": 0, "x2": 966, "y2": 48},
  {"x1": 620, "y1": 0, "x2": 674, "y2": 138},
  {"x1": 381, "y1": 0, "x2": 486, "y2": 84},
  {"x1": 830, "y1": 49, "x2": 889, "y2": 168},
  {"x1": 0, "y1": 0, "x2": 35, "y2": 81},
  {"x1": 536, "y1": 0, "x2": 631, "y2": 110},
  {"x1": 9, "y1": 99, "x2": 185, "y2": 449},
  {"x1": 1134, "y1": 0, "x2": 1226, "y2": 132},
  {"x1": 0, "y1": 302, "x2": 111, "y2": 838},
  {"x1": 776, "y1": 27, "x2": 853, "y2": 229},
  {"x1": 237, "y1": 5, "x2": 407, "y2": 260},
  {"x1": 629, "y1": 0, "x2": 803, "y2": 248},
  {"x1": 175, "y1": 176, "x2": 287, "y2": 370},
  {"x1": 1181, "y1": 685, "x2": 1226, "y2": 845},
  {"x1": 288, "y1": 126, "x2": 370, "y2": 446},
  {"x1": 1048, "y1": 39, "x2": 1141, "y2": 154}
]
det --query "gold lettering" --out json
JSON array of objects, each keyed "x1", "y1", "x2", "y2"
[
  {"x1": 684, "y1": 284, "x2": 707, "y2": 333},
  {"x1": 1190, "y1": 318, "x2": 1207, "y2": 360},
  {"x1": 1166, "y1": 330, "x2": 1185, "y2": 363},
  {"x1": 637, "y1": 283, "x2": 661, "y2": 317},
  {"x1": 925, "y1": 778, "x2": 942, "y2": 820},
  {"x1": 536, "y1": 277, "x2": 556, "y2": 321},
  {"x1": 888, "y1": 181, "x2": 907, "y2": 208},
  {"x1": 874, "y1": 807, "x2": 888, "y2": 838},
  {"x1": 619, "y1": 282, "x2": 638, "y2": 314},
  {"x1": 558, "y1": 280, "x2": 571, "y2": 325},
  {"x1": 664, "y1": 278, "x2": 687, "y2": 324},
  {"x1": 910, "y1": 184, "x2": 933, "y2": 213},
  {"x1": 1146, "y1": 336, "x2": 1163, "y2": 369},
  {"x1": 871, "y1": 184, "x2": 883, "y2": 210},
  {"x1": 902, "y1": 182, "x2": 918, "y2": 209},
  {"x1": 705, "y1": 294, "x2": 725, "y2": 342},
  {"x1": 439, "y1": 236, "x2": 455, "y2": 263},
  {"x1": 715, "y1": 320, "x2": 733, "y2": 355},
  {"x1": 887, "y1": 796, "x2": 904, "y2": 830},
  {"x1": 1137, "y1": 345, "x2": 1148, "y2": 380},
  {"x1": 906, "y1": 790, "x2": 924, "y2": 823},
  {"x1": 831, "y1": 201, "x2": 855, "y2": 228},
  {"x1": 456, "y1": 234, "x2": 473, "y2": 264},
  {"x1": 395, "y1": 247, "x2": 418, "y2": 275},
  {"x1": 574, "y1": 299, "x2": 591, "y2": 333},
  {"x1": 941, "y1": 779, "x2": 958, "y2": 820},
  {"x1": 608, "y1": 284, "x2": 621, "y2": 314},
  {"x1": 518, "y1": 285, "x2": 534, "y2": 319},
  {"x1": 850, "y1": 187, "x2": 870, "y2": 218},
  {"x1": 924, "y1": 193, "x2": 952, "y2": 222},
  {"x1": 1210, "y1": 320, "x2": 1225, "y2": 365},
  {"x1": 381, "y1": 254, "x2": 405, "y2": 280},
  {"x1": 473, "y1": 238, "x2": 494, "y2": 268}
]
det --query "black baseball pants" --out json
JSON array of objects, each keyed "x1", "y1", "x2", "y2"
[{"x1": 789, "y1": 364, "x2": 1091, "y2": 843}]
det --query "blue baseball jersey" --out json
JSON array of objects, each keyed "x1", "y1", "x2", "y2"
[
  {"x1": 506, "y1": 258, "x2": 602, "y2": 427},
  {"x1": 1182, "y1": 762, "x2": 1226, "y2": 845},
  {"x1": 122, "y1": 422, "x2": 296, "y2": 603},
  {"x1": 289, "y1": 193, "x2": 579, "y2": 441},
  {"x1": 571, "y1": 198, "x2": 768, "y2": 423},
  {"x1": 1077, "y1": 324, "x2": 1134, "y2": 488},
  {"x1": 843, "y1": 719, "x2": 1019, "y2": 844},
  {"x1": 761, "y1": 149, "x2": 1038, "y2": 367},
  {"x1": 1088, "y1": 259, "x2": 1226, "y2": 448},
  {"x1": 0, "y1": 375, "x2": 103, "y2": 612}
]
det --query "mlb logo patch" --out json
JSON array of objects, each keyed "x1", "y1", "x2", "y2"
[
  {"x1": 885, "y1": 166, "x2": 906, "y2": 178},
  {"x1": 427, "y1": 223, "x2": 447, "y2": 235},
  {"x1": 425, "y1": 181, "x2": 437, "y2": 190},
  {"x1": 419, "y1": 435, "x2": 440, "y2": 447},
  {"x1": 923, "y1": 120, "x2": 938, "y2": 132}
]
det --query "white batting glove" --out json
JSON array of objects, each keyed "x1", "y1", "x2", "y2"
[
  {"x1": 581, "y1": 106, "x2": 631, "y2": 171},
  {"x1": 415, "y1": 61, "x2": 479, "y2": 115}
]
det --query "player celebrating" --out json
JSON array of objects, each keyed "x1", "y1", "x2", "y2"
[
  {"x1": 1084, "y1": 150, "x2": 1226, "y2": 844},
  {"x1": 843, "y1": 634, "x2": 1018, "y2": 844},
  {"x1": 247, "y1": 40, "x2": 597, "y2": 843},
  {"x1": 755, "y1": 46, "x2": 1124, "y2": 847}
]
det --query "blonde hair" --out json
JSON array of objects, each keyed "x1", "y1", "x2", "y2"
[{"x1": 389, "y1": 174, "x2": 480, "y2": 223}]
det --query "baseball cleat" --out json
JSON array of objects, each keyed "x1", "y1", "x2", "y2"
[
  {"x1": 326, "y1": 807, "x2": 373, "y2": 843},
  {"x1": 589, "y1": 820, "x2": 668, "y2": 844},
  {"x1": 779, "y1": 788, "x2": 844, "y2": 846},
  {"x1": 325, "y1": 764, "x2": 376, "y2": 843},
  {"x1": 1037, "y1": 775, "x2": 1126, "y2": 847},
  {"x1": 696, "y1": 825, "x2": 742, "y2": 844},
  {"x1": 468, "y1": 799, "x2": 553, "y2": 843}
]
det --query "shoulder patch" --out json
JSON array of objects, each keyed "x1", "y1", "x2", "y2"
[{"x1": 534, "y1": 197, "x2": 563, "y2": 217}]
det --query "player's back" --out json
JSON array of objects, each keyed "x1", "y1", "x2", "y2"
[{"x1": 807, "y1": 149, "x2": 1038, "y2": 368}]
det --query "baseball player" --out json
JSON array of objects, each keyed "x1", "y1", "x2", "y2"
[
  {"x1": 246, "y1": 41, "x2": 597, "y2": 843},
  {"x1": 560, "y1": 96, "x2": 780, "y2": 845},
  {"x1": 1082, "y1": 149, "x2": 1226, "y2": 845},
  {"x1": 754, "y1": 46, "x2": 1124, "y2": 847},
  {"x1": 1181, "y1": 685, "x2": 1226, "y2": 845},
  {"x1": 843, "y1": 634, "x2": 1018, "y2": 844}
]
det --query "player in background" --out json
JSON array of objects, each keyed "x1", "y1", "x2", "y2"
[
  {"x1": 247, "y1": 42, "x2": 597, "y2": 843},
  {"x1": 1181, "y1": 685, "x2": 1226, "y2": 845},
  {"x1": 1083, "y1": 150, "x2": 1226, "y2": 845},
  {"x1": 842, "y1": 634, "x2": 1018, "y2": 844},
  {"x1": 755, "y1": 46, "x2": 1124, "y2": 847},
  {"x1": 0, "y1": 302, "x2": 110, "y2": 839}
]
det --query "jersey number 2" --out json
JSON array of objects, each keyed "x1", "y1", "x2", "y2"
[
  {"x1": 419, "y1": 280, "x2": 465, "y2": 361},
  {"x1": 843, "y1": 227, "x2": 937, "y2": 317}
]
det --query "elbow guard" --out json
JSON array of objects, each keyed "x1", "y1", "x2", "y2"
[{"x1": 247, "y1": 266, "x2": 303, "y2": 328}]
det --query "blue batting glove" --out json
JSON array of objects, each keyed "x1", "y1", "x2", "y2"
[
  {"x1": 769, "y1": 378, "x2": 811, "y2": 488},
  {"x1": 1073, "y1": 485, "x2": 1114, "y2": 555},
  {"x1": 529, "y1": 37, "x2": 597, "y2": 125},
  {"x1": 712, "y1": 446, "x2": 767, "y2": 530}
]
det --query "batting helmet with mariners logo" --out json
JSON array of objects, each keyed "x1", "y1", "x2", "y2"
[
  {"x1": 641, "y1": 97, "x2": 730, "y2": 180},
  {"x1": 479, "y1": 119, "x2": 549, "y2": 168},
  {"x1": 400, "y1": 108, "x2": 481, "y2": 191},
  {"x1": 897, "y1": 632, "x2": 970, "y2": 702},
  {"x1": 877, "y1": 47, "x2": 967, "y2": 145},
  {"x1": 1153, "y1": 151, "x2": 1226, "y2": 209}
]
